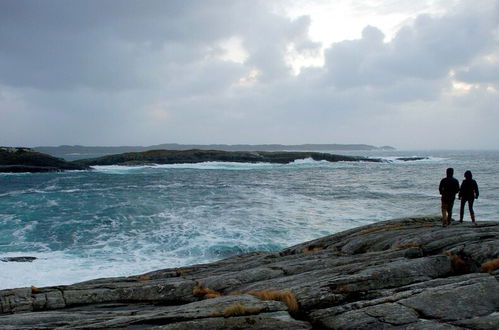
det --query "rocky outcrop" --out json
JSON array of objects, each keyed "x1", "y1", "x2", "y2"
[
  {"x1": 74, "y1": 149, "x2": 381, "y2": 166},
  {"x1": 0, "y1": 257, "x2": 37, "y2": 263},
  {"x1": 0, "y1": 217, "x2": 497, "y2": 329},
  {"x1": 0, "y1": 147, "x2": 89, "y2": 173}
]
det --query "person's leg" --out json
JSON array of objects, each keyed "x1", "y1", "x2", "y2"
[
  {"x1": 447, "y1": 199, "x2": 454, "y2": 224},
  {"x1": 459, "y1": 199, "x2": 465, "y2": 222},
  {"x1": 469, "y1": 199, "x2": 475, "y2": 223},
  {"x1": 441, "y1": 201, "x2": 448, "y2": 226}
]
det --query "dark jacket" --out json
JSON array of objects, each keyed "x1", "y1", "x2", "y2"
[
  {"x1": 439, "y1": 177, "x2": 460, "y2": 201},
  {"x1": 459, "y1": 179, "x2": 479, "y2": 200}
]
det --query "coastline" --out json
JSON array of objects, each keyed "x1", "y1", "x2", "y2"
[{"x1": 1, "y1": 216, "x2": 497, "y2": 329}]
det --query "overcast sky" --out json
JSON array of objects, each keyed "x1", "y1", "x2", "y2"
[{"x1": 1, "y1": 0, "x2": 498, "y2": 149}]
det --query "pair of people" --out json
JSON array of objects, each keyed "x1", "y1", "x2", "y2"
[{"x1": 439, "y1": 168, "x2": 479, "y2": 226}]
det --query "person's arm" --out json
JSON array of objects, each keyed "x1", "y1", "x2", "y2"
[
  {"x1": 439, "y1": 179, "x2": 444, "y2": 195},
  {"x1": 474, "y1": 180, "x2": 479, "y2": 199}
]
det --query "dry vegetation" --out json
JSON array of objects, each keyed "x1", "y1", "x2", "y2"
[
  {"x1": 302, "y1": 246, "x2": 325, "y2": 253},
  {"x1": 194, "y1": 285, "x2": 300, "y2": 313},
  {"x1": 248, "y1": 290, "x2": 299, "y2": 312},
  {"x1": 395, "y1": 242, "x2": 422, "y2": 249},
  {"x1": 222, "y1": 303, "x2": 261, "y2": 317},
  {"x1": 193, "y1": 281, "x2": 222, "y2": 299},
  {"x1": 137, "y1": 275, "x2": 151, "y2": 281},
  {"x1": 358, "y1": 223, "x2": 434, "y2": 236},
  {"x1": 481, "y1": 259, "x2": 499, "y2": 273},
  {"x1": 443, "y1": 251, "x2": 469, "y2": 274},
  {"x1": 175, "y1": 268, "x2": 187, "y2": 277}
]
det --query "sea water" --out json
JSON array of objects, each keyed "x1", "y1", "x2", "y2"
[{"x1": 1, "y1": 150, "x2": 498, "y2": 289}]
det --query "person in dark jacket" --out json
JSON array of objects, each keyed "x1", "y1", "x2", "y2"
[
  {"x1": 459, "y1": 170, "x2": 479, "y2": 224},
  {"x1": 439, "y1": 168, "x2": 460, "y2": 226}
]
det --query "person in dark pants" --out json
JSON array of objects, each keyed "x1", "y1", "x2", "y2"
[
  {"x1": 459, "y1": 170, "x2": 479, "y2": 224},
  {"x1": 439, "y1": 168, "x2": 460, "y2": 226}
]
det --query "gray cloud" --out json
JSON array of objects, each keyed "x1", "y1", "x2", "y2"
[{"x1": 0, "y1": 0, "x2": 498, "y2": 149}]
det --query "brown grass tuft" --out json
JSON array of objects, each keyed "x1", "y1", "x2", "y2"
[
  {"x1": 481, "y1": 259, "x2": 499, "y2": 273},
  {"x1": 359, "y1": 223, "x2": 434, "y2": 236},
  {"x1": 395, "y1": 242, "x2": 422, "y2": 249},
  {"x1": 248, "y1": 290, "x2": 299, "y2": 312},
  {"x1": 176, "y1": 268, "x2": 187, "y2": 277},
  {"x1": 222, "y1": 303, "x2": 261, "y2": 317},
  {"x1": 338, "y1": 284, "x2": 349, "y2": 293},
  {"x1": 302, "y1": 246, "x2": 324, "y2": 253},
  {"x1": 31, "y1": 285, "x2": 41, "y2": 293},
  {"x1": 227, "y1": 291, "x2": 243, "y2": 296},
  {"x1": 193, "y1": 281, "x2": 222, "y2": 299},
  {"x1": 359, "y1": 224, "x2": 405, "y2": 235},
  {"x1": 443, "y1": 251, "x2": 469, "y2": 274},
  {"x1": 138, "y1": 275, "x2": 151, "y2": 281}
]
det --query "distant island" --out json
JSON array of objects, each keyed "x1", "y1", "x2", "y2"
[
  {"x1": 0, "y1": 147, "x2": 89, "y2": 173},
  {"x1": 73, "y1": 149, "x2": 381, "y2": 167},
  {"x1": 35, "y1": 143, "x2": 395, "y2": 157},
  {"x1": 2, "y1": 147, "x2": 430, "y2": 173}
]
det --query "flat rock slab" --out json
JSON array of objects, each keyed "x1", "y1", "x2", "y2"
[{"x1": 0, "y1": 217, "x2": 497, "y2": 329}]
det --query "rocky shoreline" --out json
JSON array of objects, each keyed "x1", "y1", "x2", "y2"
[
  {"x1": 1, "y1": 217, "x2": 497, "y2": 329},
  {"x1": 0, "y1": 147, "x2": 89, "y2": 173}
]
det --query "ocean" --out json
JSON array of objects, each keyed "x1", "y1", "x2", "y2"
[{"x1": 1, "y1": 150, "x2": 497, "y2": 290}]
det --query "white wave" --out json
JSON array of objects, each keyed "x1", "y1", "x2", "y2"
[
  {"x1": 92, "y1": 162, "x2": 281, "y2": 172},
  {"x1": 378, "y1": 156, "x2": 447, "y2": 163},
  {"x1": 91, "y1": 158, "x2": 357, "y2": 173}
]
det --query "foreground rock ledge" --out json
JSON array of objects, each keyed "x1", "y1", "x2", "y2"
[{"x1": 1, "y1": 217, "x2": 498, "y2": 329}]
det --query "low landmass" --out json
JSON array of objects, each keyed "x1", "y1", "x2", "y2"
[
  {"x1": 0, "y1": 147, "x2": 432, "y2": 173},
  {"x1": 1, "y1": 217, "x2": 497, "y2": 329},
  {"x1": 35, "y1": 143, "x2": 396, "y2": 156},
  {"x1": 0, "y1": 147, "x2": 90, "y2": 173},
  {"x1": 73, "y1": 149, "x2": 381, "y2": 166}
]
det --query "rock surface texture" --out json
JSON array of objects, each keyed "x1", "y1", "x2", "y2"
[{"x1": 0, "y1": 217, "x2": 497, "y2": 329}]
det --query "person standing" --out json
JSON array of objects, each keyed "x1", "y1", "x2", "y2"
[
  {"x1": 459, "y1": 170, "x2": 479, "y2": 224},
  {"x1": 439, "y1": 168, "x2": 460, "y2": 226}
]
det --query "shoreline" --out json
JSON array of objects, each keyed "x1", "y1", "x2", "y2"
[{"x1": 1, "y1": 216, "x2": 497, "y2": 329}]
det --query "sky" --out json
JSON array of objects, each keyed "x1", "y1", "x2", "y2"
[{"x1": 0, "y1": 0, "x2": 498, "y2": 150}]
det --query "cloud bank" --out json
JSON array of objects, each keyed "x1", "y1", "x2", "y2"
[{"x1": 0, "y1": 0, "x2": 498, "y2": 149}]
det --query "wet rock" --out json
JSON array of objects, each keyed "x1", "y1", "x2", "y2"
[
  {"x1": 0, "y1": 217, "x2": 497, "y2": 329},
  {"x1": 395, "y1": 157, "x2": 429, "y2": 161},
  {"x1": 0, "y1": 256, "x2": 37, "y2": 262}
]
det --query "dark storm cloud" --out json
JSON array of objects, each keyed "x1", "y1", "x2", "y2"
[
  {"x1": 0, "y1": 0, "x2": 308, "y2": 90},
  {"x1": 0, "y1": 0, "x2": 498, "y2": 148},
  {"x1": 0, "y1": 1, "x2": 231, "y2": 90}
]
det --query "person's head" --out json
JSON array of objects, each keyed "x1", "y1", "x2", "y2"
[
  {"x1": 446, "y1": 168, "x2": 454, "y2": 177},
  {"x1": 464, "y1": 170, "x2": 472, "y2": 180}
]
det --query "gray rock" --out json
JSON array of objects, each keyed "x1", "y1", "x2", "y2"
[
  {"x1": 0, "y1": 256, "x2": 37, "y2": 263},
  {"x1": 0, "y1": 217, "x2": 497, "y2": 329}
]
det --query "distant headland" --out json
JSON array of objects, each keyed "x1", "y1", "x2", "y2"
[
  {"x1": 34, "y1": 143, "x2": 396, "y2": 156},
  {"x1": 0, "y1": 147, "x2": 89, "y2": 173}
]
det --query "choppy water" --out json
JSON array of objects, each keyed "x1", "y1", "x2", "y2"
[{"x1": 1, "y1": 150, "x2": 498, "y2": 289}]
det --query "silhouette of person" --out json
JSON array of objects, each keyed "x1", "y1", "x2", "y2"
[
  {"x1": 439, "y1": 168, "x2": 460, "y2": 226},
  {"x1": 459, "y1": 170, "x2": 479, "y2": 224}
]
